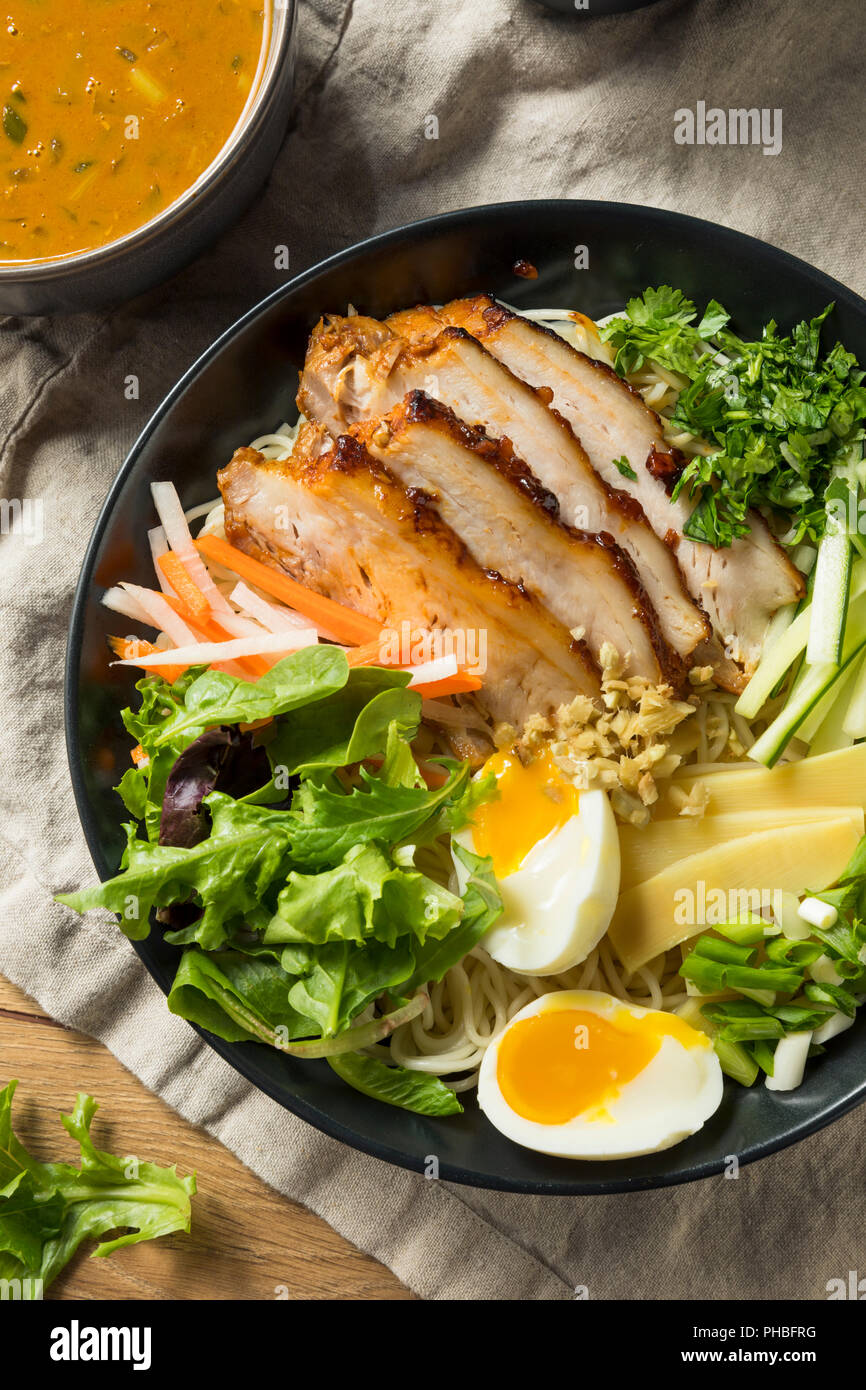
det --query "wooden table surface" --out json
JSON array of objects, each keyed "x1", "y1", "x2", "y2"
[{"x1": 0, "y1": 974, "x2": 412, "y2": 1301}]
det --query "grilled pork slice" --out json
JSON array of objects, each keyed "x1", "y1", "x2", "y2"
[
  {"x1": 354, "y1": 390, "x2": 669, "y2": 682},
  {"x1": 299, "y1": 312, "x2": 710, "y2": 673},
  {"x1": 218, "y1": 432, "x2": 600, "y2": 731},
  {"x1": 437, "y1": 295, "x2": 806, "y2": 681}
]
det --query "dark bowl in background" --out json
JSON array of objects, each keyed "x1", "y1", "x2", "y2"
[
  {"x1": 65, "y1": 199, "x2": 866, "y2": 1194},
  {"x1": 0, "y1": 0, "x2": 297, "y2": 316}
]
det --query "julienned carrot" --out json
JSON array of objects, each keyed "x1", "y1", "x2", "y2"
[
  {"x1": 130, "y1": 743, "x2": 150, "y2": 767},
  {"x1": 195, "y1": 534, "x2": 381, "y2": 647},
  {"x1": 157, "y1": 551, "x2": 210, "y2": 618},
  {"x1": 161, "y1": 594, "x2": 270, "y2": 678},
  {"x1": 410, "y1": 674, "x2": 483, "y2": 699},
  {"x1": 345, "y1": 639, "x2": 401, "y2": 669},
  {"x1": 107, "y1": 635, "x2": 186, "y2": 684}
]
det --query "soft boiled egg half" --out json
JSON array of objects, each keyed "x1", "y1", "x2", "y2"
[
  {"x1": 478, "y1": 991, "x2": 724, "y2": 1159},
  {"x1": 453, "y1": 747, "x2": 620, "y2": 975}
]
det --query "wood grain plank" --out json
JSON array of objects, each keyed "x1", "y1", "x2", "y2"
[{"x1": 0, "y1": 974, "x2": 413, "y2": 1301}]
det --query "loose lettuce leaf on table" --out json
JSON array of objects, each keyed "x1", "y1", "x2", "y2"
[{"x1": 0, "y1": 1080, "x2": 195, "y2": 1297}]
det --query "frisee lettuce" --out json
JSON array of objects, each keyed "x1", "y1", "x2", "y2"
[{"x1": 0, "y1": 1080, "x2": 195, "y2": 1297}]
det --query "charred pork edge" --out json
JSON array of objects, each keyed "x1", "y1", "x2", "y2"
[
  {"x1": 373, "y1": 389, "x2": 686, "y2": 688},
  {"x1": 219, "y1": 438, "x2": 601, "y2": 692}
]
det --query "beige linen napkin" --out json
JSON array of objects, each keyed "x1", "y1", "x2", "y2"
[{"x1": 2, "y1": 0, "x2": 864, "y2": 1300}]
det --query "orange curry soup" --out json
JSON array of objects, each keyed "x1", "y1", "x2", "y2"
[{"x1": 0, "y1": 0, "x2": 268, "y2": 262}]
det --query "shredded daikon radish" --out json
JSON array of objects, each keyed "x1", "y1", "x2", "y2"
[
  {"x1": 407, "y1": 655, "x2": 459, "y2": 686},
  {"x1": 150, "y1": 481, "x2": 233, "y2": 616},
  {"x1": 102, "y1": 586, "x2": 154, "y2": 626},
  {"x1": 115, "y1": 629, "x2": 319, "y2": 669}
]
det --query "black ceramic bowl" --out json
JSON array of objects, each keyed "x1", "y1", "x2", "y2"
[
  {"x1": 0, "y1": 0, "x2": 296, "y2": 316},
  {"x1": 66, "y1": 200, "x2": 866, "y2": 1194}
]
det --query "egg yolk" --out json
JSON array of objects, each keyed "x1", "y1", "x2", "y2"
[
  {"x1": 470, "y1": 748, "x2": 581, "y2": 878},
  {"x1": 497, "y1": 1006, "x2": 709, "y2": 1126}
]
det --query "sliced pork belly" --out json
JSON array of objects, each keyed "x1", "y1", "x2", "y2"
[
  {"x1": 437, "y1": 295, "x2": 805, "y2": 682},
  {"x1": 353, "y1": 390, "x2": 670, "y2": 682},
  {"x1": 218, "y1": 433, "x2": 600, "y2": 731},
  {"x1": 299, "y1": 312, "x2": 709, "y2": 674}
]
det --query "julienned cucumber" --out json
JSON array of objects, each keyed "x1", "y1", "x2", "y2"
[
  {"x1": 737, "y1": 556, "x2": 866, "y2": 723},
  {"x1": 842, "y1": 649, "x2": 866, "y2": 739},
  {"x1": 806, "y1": 527, "x2": 851, "y2": 667},
  {"x1": 735, "y1": 602, "x2": 813, "y2": 720},
  {"x1": 750, "y1": 587, "x2": 866, "y2": 767}
]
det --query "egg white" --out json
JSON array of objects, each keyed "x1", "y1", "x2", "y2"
[
  {"x1": 455, "y1": 787, "x2": 620, "y2": 975},
  {"x1": 478, "y1": 990, "x2": 724, "y2": 1160}
]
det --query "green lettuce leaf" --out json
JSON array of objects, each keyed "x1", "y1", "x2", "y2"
[
  {"x1": 266, "y1": 669, "x2": 419, "y2": 778},
  {"x1": 167, "y1": 948, "x2": 315, "y2": 1043},
  {"x1": 264, "y1": 841, "x2": 462, "y2": 948},
  {"x1": 327, "y1": 1052, "x2": 462, "y2": 1116},
  {"x1": 152, "y1": 646, "x2": 350, "y2": 747},
  {"x1": 57, "y1": 793, "x2": 296, "y2": 948},
  {"x1": 287, "y1": 938, "x2": 417, "y2": 1037},
  {"x1": 399, "y1": 844, "x2": 503, "y2": 995},
  {"x1": 288, "y1": 760, "x2": 473, "y2": 867},
  {"x1": 0, "y1": 1080, "x2": 195, "y2": 1297}
]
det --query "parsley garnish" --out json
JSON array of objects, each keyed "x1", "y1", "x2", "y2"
[
  {"x1": 613, "y1": 454, "x2": 637, "y2": 480},
  {"x1": 600, "y1": 288, "x2": 866, "y2": 547}
]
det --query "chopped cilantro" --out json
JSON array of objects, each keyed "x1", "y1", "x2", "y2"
[{"x1": 600, "y1": 288, "x2": 866, "y2": 547}]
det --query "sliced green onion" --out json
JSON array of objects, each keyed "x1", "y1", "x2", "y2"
[
  {"x1": 773, "y1": 1004, "x2": 833, "y2": 1030},
  {"x1": 752, "y1": 1039, "x2": 777, "y2": 1076},
  {"x1": 714, "y1": 916, "x2": 776, "y2": 946},
  {"x1": 701, "y1": 999, "x2": 766, "y2": 1020},
  {"x1": 681, "y1": 954, "x2": 801, "y2": 995},
  {"x1": 803, "y1": 980, "x2": 857, "y2": 1018},
  {"x1": 693, "y1": 935, "x2": 755, "y2": 966},
  {"x1": 713, "y1": 1037, "x2": 759, "y2": 1086},
  {"x1": 717, "y1": 1016, "x2": 785, "y2": 1043},
  {"x1": 722, "y1": 963, "x2": 803, "y2": 993},
  {"x1": 764, "y1": 937, "x2": 823, "y2": 967}
]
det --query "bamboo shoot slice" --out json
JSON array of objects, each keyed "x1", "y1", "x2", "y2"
[
  {"x1": 609, "y1": 815, "x2": 864, "y2": 973},
  {"x1": 656, "y1": 743, "x2": 866, "y2": 820},
  {"x1": 619, "y1": 805, "x2": 864, "y2": 890}
]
